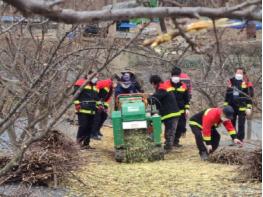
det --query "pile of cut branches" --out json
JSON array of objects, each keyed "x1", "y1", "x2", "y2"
[
  {"x1": 0, "y1": 130, "x2": 80, "y2": 186},
  {"x1": 240, "y1": 148, "x2": 262, "y2": 182},
  {"x1": 209, "y1": 145, "x2": 262, "y2": 182},
  {"x1": 209, "y1": 147, "x2": 246, "y2": 165}
]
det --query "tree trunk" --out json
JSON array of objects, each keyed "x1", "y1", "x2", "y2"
[{"x1": 159, "y1": 18, "x2": 167, "y2": 33}]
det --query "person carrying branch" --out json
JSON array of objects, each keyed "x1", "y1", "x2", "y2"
[
  {"x1": 73, "y1": 73, "x2": 99, "y2": 149},
  {"x1": 189, "y1": 106, "x2": 243, "y2": 161},
  {"x1": 147, "y1": 75, "x2": 181, "y2": 152},
  {"x1": 164, "y1": 66, "x2": 190, "y2": 147},
  {"x1": 224, "y1": 67, "x2": 254, "y2": 142}
]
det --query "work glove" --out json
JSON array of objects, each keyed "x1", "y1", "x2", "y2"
[
  {"x1": 233, "y1": 138, "x2": 243, "y2": 147},
  {"x1": 185, "y1": 109, "x2": 190, "y2": 118},
  {"x1": 75, "y1": 104, "x2": 81, "y2": 112},
  {"x1": 97, "y1": 105, "x2": 104, "y2": 111},
  {"x1": 245, "y1": 108, "x2": 252, "y2": 117},
  {"x1": 205, "y1": 145, "x2": 213, "y2": 154}
]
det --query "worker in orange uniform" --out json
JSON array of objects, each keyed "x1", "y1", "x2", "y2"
[
  {"x1": 91, "y1": 76, "x2": 115, "y2": 140},
  {"x1": 164, "y1": 66, "x2": 190, "y2": 147},
  {"x1": 189, "y1": 106, "x2": 243, "y2": 160},
  {"x1": 73, "y1": 73, "x2": 99, "y2": 149},
  {"x1": 224, "y1": 67, "x2": 254, "y2": 142},
  {"x1": 148, "y1": 75, "x2": 181, "y2": 152}
]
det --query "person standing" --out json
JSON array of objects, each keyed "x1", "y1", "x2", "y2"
[
  {"x1": 224, "y1": 67, "x2": 254, "y2": 142},
  {"x1": 73, "y1": 73, "x2": 99, "y2": 149},
  {"x1": 164, "y1": 66, "x2": 190, "y2": 147},
  {"x1": 178, "y1": 69, "x2": 192, "y2": 137},
  {"x1": 91, "y1": 77, "x2": 114, "y2": 140},
  {"x1": 189, "y1": 106, "x2": 243, "y2": 160},
  {"x1": 148, "y1": 75, "x2": 181, "y2": 152}
]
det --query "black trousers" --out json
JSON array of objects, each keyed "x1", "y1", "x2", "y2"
[
  {"x1": 232, "y1": 110, "x2": 246, "y2": 141},
  {"x1": 163, "y1": 117, "x2": 179, "y2": 149},
  {"x1": 174, "y1": 114, "x2": 186, "y2": 144},
  {"x1": 190, "y1": 125, "x2": 220, "y2": 155},
  {"x1": 77, "y1": 113, "x2": 94, "y2": 145},
  {"x1": 91, "y1": 109, "x2": 108, "y2": 136}
]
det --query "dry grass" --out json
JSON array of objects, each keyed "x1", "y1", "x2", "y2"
[{"x1": 65, "y1": 127, "x2": 262, "y2": 197}]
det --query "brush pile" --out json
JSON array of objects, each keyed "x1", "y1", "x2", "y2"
[
  {"x1": 0, "y1": 130, "x2": 80, "y2": 186},
  {"x1": 209, "y1": 147, "x2": 246, "y2": 165},
  {"x1": 209, "y1": 144, "x2": 262, "y2": 182},
  {"x1": 240, "y1": 148, "x2": 262, "y2": 182}
]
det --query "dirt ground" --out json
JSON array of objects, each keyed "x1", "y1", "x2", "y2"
[{"x1": 64, "y1": 127, "x2": 262, "y2": 197}]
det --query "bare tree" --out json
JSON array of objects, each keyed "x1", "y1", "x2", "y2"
[
  {"x1": 0, "y1": 13, "x2": 151, "y2": 176},
  {"x1": 1, "y1": 0, "x2": 261, "y2": 23}
]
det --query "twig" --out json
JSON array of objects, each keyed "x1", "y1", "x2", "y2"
[
  {"x1": 0, "y1": 26, "x2": 77, "y2": 131},
  {"x1": 0, "y1": 17, "x2": 25, "y2": 35},
  {"x1": 53, "y1": 165, "x2": 57, "y2": 188},
  {"x1": 68, "y1": 170, "x2": 89, "y2": 187},
  {"x1": 172, "y1": 18, "x2": 205, "y2": 54}
]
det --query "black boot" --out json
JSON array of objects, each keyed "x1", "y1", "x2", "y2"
[
  {"x1": 164, "y1": 144, "x2": 173, "y2": 153},
  {"x1": 81, "y1": 137, "x2": 95, "y2": 149},
  {"x1": 174, "y1": 143, "x2": 183, "y2": 148},
  {"x1": 173, "y1": 138, "x2": 183, "y2": 148}
]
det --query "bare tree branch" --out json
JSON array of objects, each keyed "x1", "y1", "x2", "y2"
[
  {"x1": 0, "y1": 17, "x2": 25, "y2": 35},
  {"x1": 0, "y1": 27, "x2": 145, "y2": 175},
  {"x1": 172, "y1": 18, "x2": 199, "y2": 52},
  {"x1": 0, "y1": 26, "x2": 75, "y2": 128},
  {"x1": 212, "y1": 19, "x2": 223, "y2": 68},
  {"x1": 2, "y1": 0, "x2": 262, "y2": 23}
]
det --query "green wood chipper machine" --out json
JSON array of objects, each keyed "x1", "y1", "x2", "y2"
[{"x1": 112, "y1": 94, "x2": 164, "y2": 163}]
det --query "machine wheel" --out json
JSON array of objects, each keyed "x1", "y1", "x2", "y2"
[{"x1": 115, "y1": 148, "x2": 125, "y2": 162}]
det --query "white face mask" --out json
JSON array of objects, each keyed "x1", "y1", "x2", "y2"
[
  {"x1": 91, "y1": 77, "x2": 98, "y2": 84},
  {"x1": 171, "y1": 76, "x2": 180, "y2": 83},
  {"x1": 235, "y1": 74, "x2": 243, "y2": 80}
]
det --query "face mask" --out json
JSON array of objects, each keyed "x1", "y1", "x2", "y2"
[
  {"x1": 235, "y1": 74, "x2": 243, "y2": 80},
  {"x1": 171, "y1": 76, "x2": 180, "y2": 83},
  {"x1": 91, "y1": 77, "x2": 98, "y2": 84}
]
